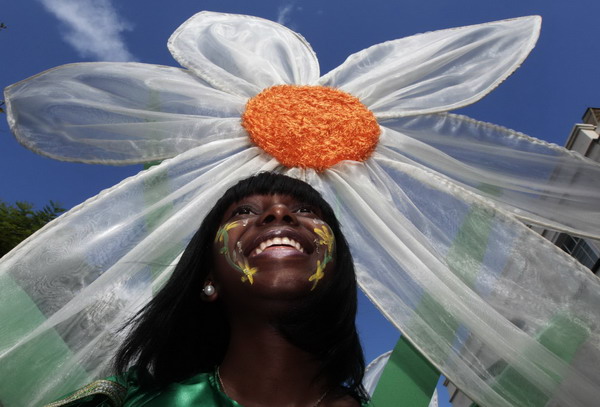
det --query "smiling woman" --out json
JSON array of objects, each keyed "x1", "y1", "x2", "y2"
[
  {"x1": 213, "y1": 193, "x2": 334, "y2": 292},
  {"x1": 7, "y1": 11, "x2": 600, "y2": 407},
  {"x1": 46, "y1": 172, "x2": 368, "y2": 407}
]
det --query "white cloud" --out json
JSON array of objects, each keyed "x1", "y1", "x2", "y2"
[
  {"x1": 39, "y1": 0, "x2": 136, "y2": 61},
  {"x1": 277, "y1": 3, "x2": 295, "y2": 26}
]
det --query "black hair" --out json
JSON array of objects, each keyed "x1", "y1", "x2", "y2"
[{"x1": 114, "y1": 172, "x2": 368, "y2": 402}]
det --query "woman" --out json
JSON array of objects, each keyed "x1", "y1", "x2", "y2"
[{"x1": 47, "y1": 172, "x2": 368, "y2": 407}]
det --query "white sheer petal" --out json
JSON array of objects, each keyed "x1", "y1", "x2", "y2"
[
  {"x1": 320, "y1": 16, "x2": 540, "y2": 119},
  {"x1": 379, "y1": 114, "x2": 600, "y2": 239},
  {"x1": 5, "y1": 63, "x2": 246, "y2": 164},
  {"x1": 168, "y1": 11, "x2": 320, "y2": 97},
  {"x1": 319, "y1": 160, "x2": 600, "y2": 407},
  {"x1": 0, "y1": 141, "x2": 282, "y2": 406},
  {"x1": 6, "y1": 10, "x2": 599, "y2": 407},
  {"x1": 363, "y1": 351, "x2": 392, "y2": 396},
  {"x1": 362, "y1": 350, "x2": 440, "y2": 406}
]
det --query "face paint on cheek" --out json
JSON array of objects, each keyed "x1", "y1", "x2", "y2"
[
  {"x1": 215, "y1": 221, "x2": 238, "y2": 254},
  {"x1": 308, "y1": 224, "x2": 335, "y2": 290},
  {"x1": 215, "y1": 221, "x2": 258, "y2": 284},
  {"x1": 234, "y1": 241, "x2": 243, "y2": 261}
]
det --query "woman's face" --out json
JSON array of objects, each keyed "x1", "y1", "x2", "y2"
[{"x1": 212, "y1": 193, "x2": 336, "y2": 300}]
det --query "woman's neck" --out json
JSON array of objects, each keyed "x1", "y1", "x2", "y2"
[{"x1": 218, "y1": 319, "x2": 329, "y2": 407}]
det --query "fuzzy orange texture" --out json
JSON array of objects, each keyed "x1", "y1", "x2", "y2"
[{"x1": 242, "y1": 85, "x2": 380, "y2": 171}]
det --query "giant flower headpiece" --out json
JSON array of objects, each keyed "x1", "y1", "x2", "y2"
[{"x1": 2, "y1": 12, "x2": 600, "y2": 407}]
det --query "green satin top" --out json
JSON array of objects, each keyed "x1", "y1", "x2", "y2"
[
  {"x1": 45, "y1": 370, "x2": 241, "y2": 407},
  {"x1": 45, "y1": 370, "x2": 368, "y2": 407}
]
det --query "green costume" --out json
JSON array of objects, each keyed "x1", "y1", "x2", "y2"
[
  {"x1": 45, "y1": 370, "x2": 369, "y2": 407},
  {"x1": 45, "y1": 370, "x2": 239, "y2": 407}
]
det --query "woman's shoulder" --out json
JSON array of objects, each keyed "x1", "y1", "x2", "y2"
[
  {"x1": 325, "y1": 395, "x2": 369, "y2": 407},
  {"x1": 43, "y1": 369, "x2": 228, "y2": 407},
  {"x1": 43, "y1": 368, "x2": 159, "y2": 407},
  {"x1": 42, "y1": 374, "x2": 130, "y2": 407},
  {"x1": 322, "y1": 389, "x2": 370, "y2": 407}
]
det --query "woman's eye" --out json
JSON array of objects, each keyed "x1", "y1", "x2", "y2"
[
  {"x1": 232, "y1": 206, "x2": 255, "y2": 216},
  {"x1": 295, "y1": 205, "x2": 315, "y2": 214}
]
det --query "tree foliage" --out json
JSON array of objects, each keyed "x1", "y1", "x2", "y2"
[{"x1": 0, "y1": 200, "x2": 65, "y2": 257}]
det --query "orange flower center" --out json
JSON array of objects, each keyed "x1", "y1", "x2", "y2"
[{"x1": 242, "y1": 85, "x2": 380, "y2": 171}]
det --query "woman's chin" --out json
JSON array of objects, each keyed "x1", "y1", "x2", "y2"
[{"x1": 250, "y1": 270, "x2": 319, "y2": 300}]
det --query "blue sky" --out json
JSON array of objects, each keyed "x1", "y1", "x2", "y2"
[{"x1": 2, "y1": 1, "x2": 599, "y2": 405}]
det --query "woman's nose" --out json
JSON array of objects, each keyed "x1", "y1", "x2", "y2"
[{"x1": 259, "y1": 204, "x2": 298, "y2": 225}]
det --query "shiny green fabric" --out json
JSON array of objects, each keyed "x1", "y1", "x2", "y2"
[
  {"x1": 48, "y1": 370, "x2": 240, "y2": 407},
  {"x1": 123, "y1": 372, "x2": 238, "y2": 407},
  {"x1": 48, "y1": 370, "x2": 369, "y2": 406}
]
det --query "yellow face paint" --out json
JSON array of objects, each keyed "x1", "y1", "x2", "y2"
[
  {"x1": 314, "y1": 225, "x2": 335, "y2": 253},
  {"x1": 215, "y1": 221, "x2": 239, "y2": 245},
  {"x1": 308, "y1": 225, "x2": 335, "y2": 290},
  {"x1": 215, "y1": 221, "x2": 258, "y2": 284},
  {"x1": 238, "y1": 258, "x2": 258, "y2": 284},
  {"x1": 216, "y1": 222, "x2": 334, "y2": 289}
]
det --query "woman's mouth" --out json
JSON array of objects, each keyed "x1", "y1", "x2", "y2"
[
  {"x1": 245, "y1": 227, "x2": 313, "y2": 258},
  {"x1": 250, "y1": 236, "x2": 305, "y2": 257}
]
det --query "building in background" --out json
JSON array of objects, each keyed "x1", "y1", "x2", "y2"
[
  {"x1": 445, "y1": 107, "x2": 600, "y2": 406},
  {"x1": 534, "y1": 107, "x2": 600, "y2": 274}
]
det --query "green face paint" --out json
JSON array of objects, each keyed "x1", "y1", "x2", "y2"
[
  {"x1": 215, "y1": 221, "x2": 258, "y2": 284},
  {"x1": 308, "y1": 224, "x2": 335, "y2": 290},
  {"x1": 216, "y1": 220, "x2": 334, "y2": 289}
]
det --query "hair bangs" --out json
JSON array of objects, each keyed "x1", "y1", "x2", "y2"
[{"x1": 222, "y1": 172, "x2": 328, "y2": 214}]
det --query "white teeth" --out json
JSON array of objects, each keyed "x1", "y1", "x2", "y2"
[{"x1": 251, "y1": 237, "x2": 305, "y2": 256}]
